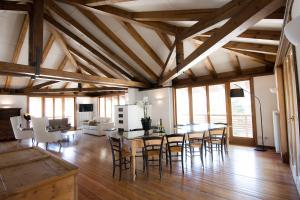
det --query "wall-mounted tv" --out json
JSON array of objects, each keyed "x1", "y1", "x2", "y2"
[{"x1": 79, "y1": 104, "x2": 93, "y2": 112}]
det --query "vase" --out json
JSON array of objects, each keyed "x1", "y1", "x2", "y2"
[{"x1": 141, "y1": 118, "x2": 152, "y2": 135}]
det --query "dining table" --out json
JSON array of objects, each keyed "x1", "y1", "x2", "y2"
[{"x1": 111, "y1": 123, "x2": 228, "y2": 181}]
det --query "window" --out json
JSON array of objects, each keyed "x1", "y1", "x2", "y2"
[
  {"x1": 28, "y1": 96, "x2": 75, "y2": 127},
  {"x1": 175, "y1": 88, "x2": 190, "y2": 125},
  {"x1": 230, "y1": 81, "x2": 253, "y2": 138},
  {"x1": 192, "y1": 87, "x2": 208, "y2": 124},
  {"x1": 64, "y1": 98, "x2": 75, "y2": 127},
  {"x1": 119, "y1": 95, "x2": 126, "y2": 105},
  {"x1": 105, "y1": 97, "x2": 112, "y2": 120},
  {"x1": 99, "y1": 97, "x2": 105, "y2": 117},
  {"x1": 29, "y1": 97, "x2": 42, "y2": 117},
  {"x1": 44, "y1": 98, "x2": 54, "y2": 119},
  {"x1": 98, "y1": 94, "x2": 126, "y2": 119},
  {"x1": 111, "y1": 96, "x2": 118, "y2": 122},
  {"x1": 209, "y1": 84, "x2": 227, "y2": 123},
  {"x1": 54, "y1": 98, "x2": 63, "y2": 119}
]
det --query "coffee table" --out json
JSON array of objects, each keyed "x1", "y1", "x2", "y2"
[{"x1": 61, "y1": 130, "x2": 78, "y2": 143}]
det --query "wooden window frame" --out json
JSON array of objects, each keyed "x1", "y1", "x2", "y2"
[
  {"x1": 27, "y1": 95, "x2": 75, "y2": 127},
  {"x1": 173, "y1": 77, "x2": 257, "y2": 146}
]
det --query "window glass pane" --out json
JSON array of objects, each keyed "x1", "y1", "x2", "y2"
[
  {"x1": 176, "y1": 88, "x2": 190, "y2": 125},
  {"x1": 111, "y1": 96, "x2": 118, "y2": 122},
  {"x1": 192, "y1": 87, "x2": 208, "y2": 124},
  {"x1": 105, "y1": 97, "x2": 112, "y2": 119},
  {"x1": 231, "y1": 81, "x2": 253, "y2": 138},
  {"x1": 99, "y1": 97, "x2": 105, "y2": 117},
  {"x1": 44, "y1": 98, "x2": 53, "y2": 119},
  {"x1": 119, "y1": 95, "x2": 125, "y2": 105},
  {"x1": 209, "y1": 84, "x2": 227, "y2": 123},
  {"x1": 64, "y1": 98, "x2": 75, "y2": 127},
  {"x1": 29, "y1": 97, "x2": 42, "y2": 117},
  {"x1": 54, "y1": 98, "x2": 63, "y2": 119}
]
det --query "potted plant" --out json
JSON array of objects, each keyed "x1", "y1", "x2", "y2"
[{"x1": 137, "y1": 97, "x2": 151, "y2": 135}]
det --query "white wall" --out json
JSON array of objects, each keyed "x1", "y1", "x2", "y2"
[
  {"x1": 127, "y1": 88, "x2": 174, "y2": 134},
  {"x1": 137, "y1": 87, "x2": 174, "y2": 134},
  {"x1": 76, "y1": 97, "x2": 98, "y2": 126},
  {"x1": 0, "y1": 95, "x2": 27, "y2": 115},
  {"x1": 292, "y1": 0, "x2": 300, "y2": 94},
  {"x1": 253, "y1": 75, "x2": 278, "y2": 147}
]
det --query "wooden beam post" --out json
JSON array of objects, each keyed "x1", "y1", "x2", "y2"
[
  {"x1": 29, "y1": 0, "x2": 44, "y2": 77},
  {"x1": 161, "y1": 0, "x2": 282, "y2": 84}
]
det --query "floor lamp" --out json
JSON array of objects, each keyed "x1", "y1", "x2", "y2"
[{"x1": 230, "y1": 84, "x2": 266, "y2": 152}]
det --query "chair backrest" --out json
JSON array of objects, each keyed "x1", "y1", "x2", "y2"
[
  {"x1": 109, "y1": 137, "x2": 122, "y2": 160},
  {"x1": 32, "y1": 117, "x2": 49, "y2": 141},
  {"x1": 166, "y1": 134, "x2": 185, "y2": 148},
  {"x1": 10, "y1": 116, "x2": 22, "y2": 139},
  {"x1": 209, "y1": 128, "x2": 226, "y2": 140},
  {"x1": 143, "y1": 136, "x2": 164, "y2": 154},
  {"x1": 187, "y1": 132, "x2": 204, "y2": 144}
]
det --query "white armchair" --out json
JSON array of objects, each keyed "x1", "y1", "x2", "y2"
[
  {"x1": 10, "y1": 116, "x2": 34, "y2": 143},
  {"x1": 32, "y1": 117, "x2": 63, "y2": 151}
]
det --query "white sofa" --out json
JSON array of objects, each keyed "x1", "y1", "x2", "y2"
[{"x1": 82, "y1": 117, "x2": 114, "y2": 136}]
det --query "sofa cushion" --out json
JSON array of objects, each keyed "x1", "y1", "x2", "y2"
[{"x1": 48, "y1": 118, "x2": 71, "y2": 131}]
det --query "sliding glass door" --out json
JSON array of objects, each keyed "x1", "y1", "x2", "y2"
[
  {"x1": 174, "y1": 79, "x2": 256, "y2": 146},
  {"x1": 175, "y1": 88, "x2": 190, "y2": 125},
  {"x1": 209, "y1": 84, "x2": 227, "y2": 123},
  {"x1": 192, "y1": 87, "x2": 208, "y2": 124},
  {"x1": 230, "y1": 81, "x2": 253, "y2": 138},
  {"x1": 28, "y1": 97, "x2": 75, "y2": 127}
]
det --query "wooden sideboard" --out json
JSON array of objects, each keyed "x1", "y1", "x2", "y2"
[
  {"x1": 0, "y1": 108, "x2": 21, "y2": 141},
  {"x1": 0, "y1": 147, "x2": 78, "y2": 200}
]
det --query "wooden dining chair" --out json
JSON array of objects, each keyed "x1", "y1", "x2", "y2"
[
  {"x1": 187, "y1": 132, "x2": 204, "y2": 166},
  {"x1": 109, "y1": 137, "x2": 131, "y2": 181},
  {"x1": 212, "y1": 123, "x2": 228, "y2": 153},
  {"x1": 205, "y1": 128, "x2": 226, "y2": 160},
  {"x1": 143, "y1": 136, "x2": 164, "y2": 179},
  {"x1": 166, "y1": 134, "x2": 185, "y2": 174}
]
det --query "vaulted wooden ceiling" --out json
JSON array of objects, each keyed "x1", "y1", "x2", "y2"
[{"x1": 0, "y1": 0, "x2": 285, "y2": 95}]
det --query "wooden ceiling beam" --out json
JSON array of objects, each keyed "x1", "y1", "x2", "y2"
[
  {"x1": 69, "y1": 47, "x2": 109, "y2": 77},
  {"x1": 85, "y1": 0, "x2": 134, "y2": 6},
  {"x1": 196, "y1": 36, "x2": 279, "y2": 55},
  {"x1": 4, "y1": 14, "x2": 29, "y2": 89},
  {"x1": 173, "y1": 66, "x2": 274, "y2": 88},
  {"x1": 26, "y1": 87, "x2": 126, "y2": 93},
  {"x1": 0, "y1": 1, "x2": 31, "y2": 12},
  {"x1": 76, "y1": 7, "x2": 159, "y2": 80},
  {"x1": 25, "y1": 56, "x2": 68, "y2": 90},
  {"x1": 0, "y1": 62, "x2": 148, "y2": 88},
  {"x1": 29, "y1": 0, "x2": 44, "y2": 77},
  {"x1": 42, "y1": 34, "x2": 55, "y2": 63},
  {"x1": 204, "y1": 57, "x2": 217, "y2": 78},
  {"x1": 132, "y1": 6, "x2": 284, "y2": 21},
  {"x1": 179, "y1": 0, "x2": 251, "y2": 40},
  {"x1": 133, "y1": 9, "x2": 217, "y2": 21},
  {"x1": 229, "y1": 54, "x2": 242, "y2": 74},
  {"x1": 120, "y1": 21, "x2": 164, "y2": 69},
  {"x1": 83, "y1": 5, "x2": 178, "y2": 35},
  {"x1": 27, "y1": 33, "x2": 56, "y2": 87},
  {"x1": 45, "y1": 13, "x2": 135, "y2": 81},
  {"x1": 198, "y1": 29, "x2": 281, "y2": 41},
  {"x1": 155, "y1": 31, "x2": 173, "y2": 50},
  {"x1": 58, "y1": 0, "x2": 178, "y2": 35},
  {"x1": 77, "y1": 63, "x2": 99, "y2": 76},
  {"x1": 46, "y1": 0, "x2": 148, "y2": 83},
  {"x1": 224, "y1": 41, "x2": 278, "y2": 55},
  {"x1": 227, "y1": 49, "x2": 274, "y2": 66},
  {"x1": 162, "y1": 0, "x2": 282, "y2": 84}
]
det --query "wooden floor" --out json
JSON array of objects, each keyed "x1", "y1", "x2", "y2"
[{"x1": 1, "y1": 133, "x2": 299, "y2": 200}]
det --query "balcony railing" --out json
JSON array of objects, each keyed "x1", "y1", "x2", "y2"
[{"x1": 178, "y1": 114, "x2": 253, "y2": 138}]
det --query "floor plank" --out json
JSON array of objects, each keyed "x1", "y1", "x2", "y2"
[{"x1": 1, "y1": 133, "x2": 298, "y2": 200}]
